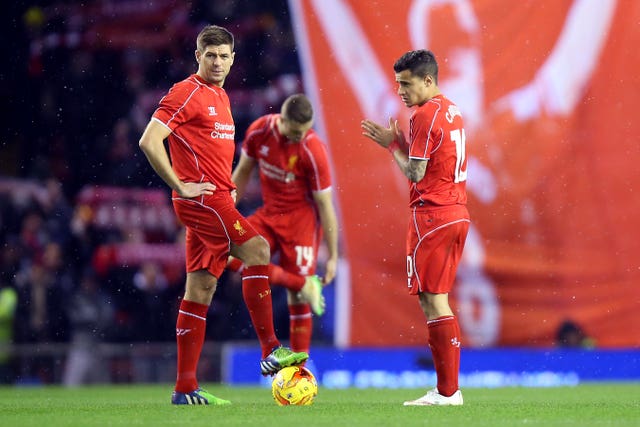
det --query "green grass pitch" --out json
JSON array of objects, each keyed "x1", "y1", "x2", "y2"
[{"x1": 1, "y1": 383, "x2": 638, "y2": 426}]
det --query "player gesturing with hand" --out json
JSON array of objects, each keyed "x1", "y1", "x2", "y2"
[
  {"x1": 362, "y1": 49, "x2": 470, "y2": 406},
  {"x1": 361, "y1": 117, "x2": 405, "y2": 149}
]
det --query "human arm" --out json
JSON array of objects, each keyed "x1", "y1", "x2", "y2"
[
  {"x1": 231, "y1": 152, "x2": 257, "y2": 202},
  {"x1": 361, "y1": 117, "x2": 427, "y2": 182},
  {"x1": 313, "y1": 189, "x2": 339, "y2": 285},
  {"x1": 138, "y1": 120, "x2": 216, "y2": 197}
]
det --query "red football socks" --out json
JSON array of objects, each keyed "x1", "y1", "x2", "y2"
[
  {"x1": 227, "y1": 257, "x2": 244, "y2": 273},
  {"x1": 174, "y1": 299, "x2": 208, "y2": 393},
  {"x1": 228, "y1": 258, "x2": 305, "y2": 292},
  {"x1": 289, "y1": 303, "x2": 313, "y2": 354},
  {"x1": 242, "y1": 265, "x2": 280, "y2": 357},
  {"x1": 269, "y1": 264, "x2": 305, "y2": 292},
  {"x1": 427, "y1": 315, "x2": 461, "y2": 397}
]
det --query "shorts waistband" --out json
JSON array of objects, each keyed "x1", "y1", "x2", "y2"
[{"x1": 411, "y1": 203, "x2": 468, "y2": 214}]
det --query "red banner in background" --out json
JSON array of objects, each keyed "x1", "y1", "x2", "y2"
[{"x1": 289, "y1": 0, "x2": 640, "y2": 347}]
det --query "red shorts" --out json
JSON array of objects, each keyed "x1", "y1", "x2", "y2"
[
  {"x1": 172, "y1": 191, "x2": 258, "y2": 279},
  {"x1": 247, "y1": 204, "x2": 321, "y2": 276},
  {"x1": 406, "y1": 204, "x2": 470, "y2": 295}
]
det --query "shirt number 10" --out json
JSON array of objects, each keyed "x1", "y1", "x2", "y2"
[{"x1": 451, "y1": 128, "x2": 467, "y2": 183}]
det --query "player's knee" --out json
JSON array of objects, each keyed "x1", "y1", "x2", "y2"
[
  {"x1": 243, "y1": 236, "x2": 270, "y2": 266},
  {"x1": 287, "y1": 289, "x2": 304, "y2": 305},
  {"x1": 185, "y1": 270, "x2": 218, "y2": 303},
  {"x1": 419, "y1": 292, "x2": 451, "y2": 318},
  {"x1": 200, "y1": 279, "x2": 217, "y2": 293},
  {"x1": 254, "y1": 237, "x2": 270, "y2": 264}
]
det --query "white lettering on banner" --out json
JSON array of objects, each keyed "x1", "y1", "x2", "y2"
[
  {"x1": 320, "y1": 369, "x2": 579, "y2": 389},
  {"x1": 94, "y1": 204, "x2": 176, "y2": 233},
  {"x1": 114, "y1": 243, "x2": 185, "y2": 265}
]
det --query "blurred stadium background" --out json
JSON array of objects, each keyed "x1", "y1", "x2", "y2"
[{"x1": 0, "y1": 0, "x2": 638, "y2": 388}]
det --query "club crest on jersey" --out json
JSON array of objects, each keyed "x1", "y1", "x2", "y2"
[
  {"x1": 233, "y1": 220, "x2": 246, "y2": 236},
  {"x1": 259, "y1": 145, "x2": 269, "y2": 156},
  {"x1": 287, "y1": 155, "x2": 298, "y2": 170},
  {"x1": 208, "y1": 106, "x2": 218, "y2": 116}
]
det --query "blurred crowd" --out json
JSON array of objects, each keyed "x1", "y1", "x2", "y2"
[{"x1": 0, "y1": 0, "x2": 315, "y2": 384}]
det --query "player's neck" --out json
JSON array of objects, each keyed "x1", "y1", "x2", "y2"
[
  {"x1": 195, "y1": 71, "x2": 224, "y2": 88},
  {"x1": 418, "y1": 89, "x2": 442, "y2": 106},
  {"x1": 275, "y1": 117, "x2": 292, "y2": 143}
]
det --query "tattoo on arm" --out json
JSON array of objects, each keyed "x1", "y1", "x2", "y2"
[{"x1": 406, "y1": 159, "x2": 427, "y2": 182}]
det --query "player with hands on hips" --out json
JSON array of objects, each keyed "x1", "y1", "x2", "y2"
[{"x1": 138, "y1": 25, "x2": 309, "y2": 406}]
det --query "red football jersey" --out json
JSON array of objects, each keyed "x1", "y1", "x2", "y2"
[
  {"x1": 152, "y1": 74, "x2": 236, "y2": 193},
  {"x1": 242, "y1": 114, "x2": 332, "y2": 214},
  {"x1": 408, "y1": 94, "x2": 467, "y2": 208}
]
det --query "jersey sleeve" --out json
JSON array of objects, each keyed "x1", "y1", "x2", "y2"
[
  {"x1": 152, "y1": 81, "x2": 199, "y2": 131},
  {"x1": 242, "y1": 116, "x2": 269, "y2": 159},
  {"x1": 303, "y1": 135, "x2": 332, "y2": 192},
  {"x1": 409, "y1": 104, "x2": 442, "y2": 160}
]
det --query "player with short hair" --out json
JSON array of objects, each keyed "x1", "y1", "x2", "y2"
[
  {"x1": 228, "y1": 93, "x2": 339, "y2": 356},
  {"x1": 138, "y1": 25, "x2": 312, "y2": 405},
  {"x1": 361, "y1": 49, "x2": 469, "y2": 406}
]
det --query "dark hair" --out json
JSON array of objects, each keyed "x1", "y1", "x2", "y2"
[
  {"x1": 282, "y1": 94, "x2": 313, "y2": 123},
  {"x1": 393, "y1": 49, "x2": 438, "y2": 84},
  {"x1": 197, "y1": 25, "x2": 234, "y2": 52}
]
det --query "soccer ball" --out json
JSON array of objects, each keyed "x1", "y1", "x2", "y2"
[{"x1": 271, "y1": 365, "x2": 318, "y2": 406}]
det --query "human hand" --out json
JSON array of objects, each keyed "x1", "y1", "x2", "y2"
[
  {"x1": 323, "y1": 257, "x2": 337, "y2": 285},
  {"x1": 361, "y1": 118, "x2": 395, "y2": 148},
  {"x1": 389, "y1": 117, "x2": 407, "y2": 149},
  {"x1": 177, "y1": 181, "x2": 216, "y2": 198}
]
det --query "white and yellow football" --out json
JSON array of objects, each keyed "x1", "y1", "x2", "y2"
[{"x1": 271, "y1": 365, "x2": 318, "y2": 406}]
